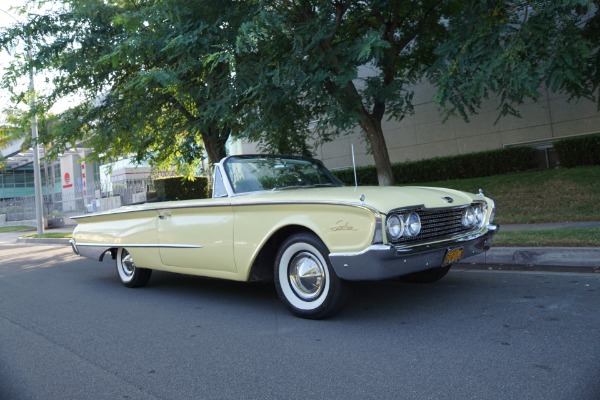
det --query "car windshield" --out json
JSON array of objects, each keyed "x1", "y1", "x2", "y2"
[{"x1": 224, "y1": 155, "x2": 344, "y2": 194}]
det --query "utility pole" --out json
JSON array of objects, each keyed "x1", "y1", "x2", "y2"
[
  {"x1": 1, "y1": 8, "x2": 45, "y2": 235},
  {"x1": 29, "y1": 54, "x2": 45, "y2": 236}
]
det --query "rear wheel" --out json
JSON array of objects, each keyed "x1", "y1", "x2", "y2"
[
  {"x1": 274, "y1": 233, "x2": 348, "y2": 319},
  {"x1": 116, "y1": 247, "x2": 152, "y2": 288},
  {"x1": 401, "y1": 265, "x2": 451, "y2": 284}
]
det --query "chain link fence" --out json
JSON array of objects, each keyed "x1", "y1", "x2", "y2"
[{"x1": 0, "y1": 178, "x2": 154, "y2": 227}]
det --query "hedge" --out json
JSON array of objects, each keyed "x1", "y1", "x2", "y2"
[
  {"x1": 153, "y1": 176, "x2": 210, "y2": 201},
  {"x1": 554, "y1": 134, "x2": 600, "y2": 168},
  {"x1": 332, "y1": 146, "x2": 537, "y2": 186}
]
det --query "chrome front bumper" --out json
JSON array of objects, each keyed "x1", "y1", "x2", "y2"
[{"x1": 329, "y1": 224, "x2": 499, "y2": 281}]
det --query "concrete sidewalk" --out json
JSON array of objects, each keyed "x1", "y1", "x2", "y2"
[{"x1": 4, "y1": 222, "x2": 600, "y2": 273}]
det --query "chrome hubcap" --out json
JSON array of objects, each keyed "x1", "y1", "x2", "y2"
[
  {"x1": 288, "y1": 252, "x2": 326, "y2": 301},
  {"x1": 121, "y1": 250, "x2": 135, "y2": 277}
]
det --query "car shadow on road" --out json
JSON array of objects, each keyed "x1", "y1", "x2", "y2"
[{"x1": 123, "y1": 268, "x2": 494, "y2": 322}]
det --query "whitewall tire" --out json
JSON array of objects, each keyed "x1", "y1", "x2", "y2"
[
  {"x1": 274, "y1": 233, "x2": 348, "y2": 319},
  {"x1": 116, "y1": 247, "x2": 152, "y2": 288}
]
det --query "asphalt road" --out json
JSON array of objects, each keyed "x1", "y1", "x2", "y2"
[{"x1": 1, "y1": 244, "x2": 599, "y2": 400}]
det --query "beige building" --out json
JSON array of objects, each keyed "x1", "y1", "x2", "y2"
[{"x1": 239, "y1": 82, "x2": 600, "y2": 170}]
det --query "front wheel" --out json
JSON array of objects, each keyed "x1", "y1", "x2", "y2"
[
  {"x1": 116, "y1": 247, "x2": 152, "y2": 288},
  {"x1": 274, "y1": 233, "x2": 348, "y2": 319}
]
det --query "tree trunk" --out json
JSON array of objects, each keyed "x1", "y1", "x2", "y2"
[
  {"x1": 341, "y1": 82, "x2": 395, "y2": 186},
  {"x1": 202, "y1": 128, "x2": 229, "y2": 165},
  {"x1": 357, "y1": 113, "x2": 395, "y2": 186}
]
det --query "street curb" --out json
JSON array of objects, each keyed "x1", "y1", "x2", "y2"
[
  {"x1": 456, "y1": 246, "x2": 600, "y2": 273},
  {"x1": 454, "y1": 263, "x2": 600, "y2": 274}
]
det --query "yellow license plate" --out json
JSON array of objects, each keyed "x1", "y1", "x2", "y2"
[{"x1": 443, "y1": 247, "x2": 464, "y2": 265}]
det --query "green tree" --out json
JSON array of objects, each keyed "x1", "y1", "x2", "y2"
[
  {"x1": 237, "y1": 0, "x2": 599, "y2": 185},
  {"x1": 0, "y1": 108, "x2": 30, "y2": 170},
  {"x1": 430, "y1": 1, "x2": 599, "y2": 121},
  {"x1": 3, "y1": 1, "x2": 598, "y2": 185},
  {"x1": 0, "y1": 125, "x2": 14, "y2": 169},
  {"x1": 0, "y1": 117, "x2": 19, "y2": 151},
  {"x1": 1, "y1": 0, "x2": 253, "y2": 171}
]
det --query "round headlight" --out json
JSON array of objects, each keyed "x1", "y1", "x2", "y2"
[
  {"x1": 404, "y1": 212, "x2": 421, "y2": 237},
  {"x1": 462, "y1": 206, "x2": 476, "y2": 228},
  {"x1": 386, "y1": 214, "x2": 404, "y2": 240}
]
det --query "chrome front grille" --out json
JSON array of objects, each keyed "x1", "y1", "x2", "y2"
[{"x1": 390, "y1": 206, "x2": 474, "y2": 244}]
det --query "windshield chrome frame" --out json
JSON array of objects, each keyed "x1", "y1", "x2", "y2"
[{"x1": 211, "y1": 161, "x2": 235, "y2": 198}]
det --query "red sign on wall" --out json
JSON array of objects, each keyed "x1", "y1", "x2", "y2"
[{"x1": 62, "y1": 172, "x2": 73, "y2": 188}]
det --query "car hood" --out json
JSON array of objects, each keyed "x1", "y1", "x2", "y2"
[{"x1": 231, "y1": 186, "x2": 479, "y2": 214}]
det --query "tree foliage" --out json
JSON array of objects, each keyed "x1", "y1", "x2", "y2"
[
  {"x1": 0, "y1": 124, "x2": 14, "y2": 169},
  {"x1": 430, "y1": 1, "x2": 600, "y2": 121},
  {"x1": 0, "y1": 107, "x2": 31, "y2": 170},
  {"x1": 237, "y1": 0, "x2": 459, "y2": 185},
  {"x1": 1, "y1": 0, "x2": 598, "y2": 185},
  {"x1": 1, "y1": 0, "x2": 254, "y2": 172},
  {"x1": 238, "y1": 0, "x2": 599, "y2": 185},
  {"x1": 0, "y1": 110, "x2": 22, "y2": 149}
]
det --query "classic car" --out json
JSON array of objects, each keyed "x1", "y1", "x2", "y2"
[{"x1": 70, "y1": 154, "x2": 498, "y2": 319}]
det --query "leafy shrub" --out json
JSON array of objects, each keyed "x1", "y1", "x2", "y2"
[
  {"x1": 153, "y1": 177, "x2": 210, "y2": 200},
  {"x1": 554, "y1": 134, "x2": 600, "y2": 168},
  {"x1": 332, "y1": 146, "x2": 537, "y2": 185}
]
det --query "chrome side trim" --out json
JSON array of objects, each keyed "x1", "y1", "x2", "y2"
[
  {"x1": 75, "y1": 242, "x2": 202, "y2": 249},
  {"x1": 71, "y1": 239, "x2": 203, "y2": 261},
  {"x1": 71, "y1": 204, "x2": 232, "y2": 220},
  {"x1": 231, "y1": 200, "x2": 382, "y2": 215},
  {"x1": 72, "y1": 199, "x2": 383, "y2": 219}
]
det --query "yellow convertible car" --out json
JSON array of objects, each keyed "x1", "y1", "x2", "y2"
[{"x1": 71, "y1": 155, "x2": 498, "y2": 319}]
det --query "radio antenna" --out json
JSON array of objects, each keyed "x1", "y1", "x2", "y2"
[{"x1": 351, "y1": 144, "x2": 358, "y2": 191}]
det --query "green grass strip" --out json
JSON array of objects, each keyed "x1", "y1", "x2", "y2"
[
  {"x1": 494, "y1": 228, "x2": 600, "y2": 247},
  {"x1": 21, "y1": 232, "x2": 73, "y2": 239}
]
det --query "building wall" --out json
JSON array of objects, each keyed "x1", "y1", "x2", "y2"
[
  {"x1": 0, "y1": 164, "x2": 61, "y2": 199},
  {"x1": 240, "y1": 82, "x2": 600, "y2": 170},
  {"x1": 58, "y1": 150, "x2": 99, "y2": 211}
]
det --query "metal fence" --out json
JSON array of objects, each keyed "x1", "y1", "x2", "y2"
[{"x1": 0, "y1": 178, "x2": 154, "y2": 225}]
